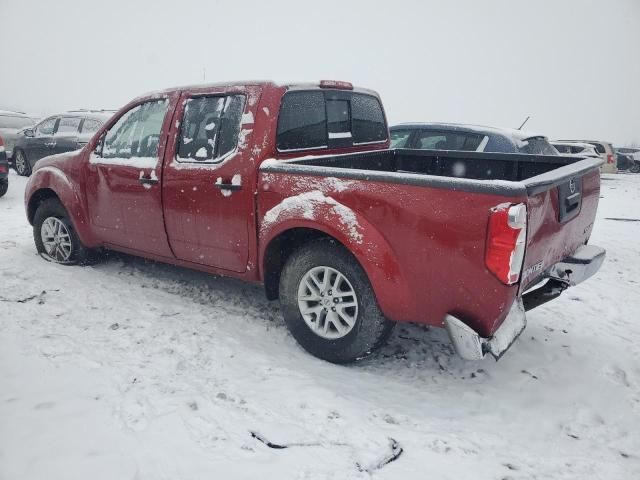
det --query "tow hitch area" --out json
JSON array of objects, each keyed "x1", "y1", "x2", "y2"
[{"x1": 445, "y1": 298, "x2": 526, "y2": 361}]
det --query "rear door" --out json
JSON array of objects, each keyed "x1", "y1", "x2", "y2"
[
  {"x1": 161, "y1": 86, "x2": 257, "y2": 272},
  {"x1": 85, "y1": 95, "x2": 178, "y2": 257}
]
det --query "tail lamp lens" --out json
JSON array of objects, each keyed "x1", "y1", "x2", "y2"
[
  {"x1": 607, "y1": 154, "x2": 614, "y2": 164},
  {"x1": 485, "y1": 203, "x2": 527, "y2": 285}
]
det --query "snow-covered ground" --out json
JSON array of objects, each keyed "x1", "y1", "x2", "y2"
[{"x1": 1, "y1": 171, "x2": 638, "y2": 480}]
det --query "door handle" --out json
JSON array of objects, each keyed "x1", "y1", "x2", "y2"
[
  {"x1": 214, "y1": 182, "x2": 242, "y2": 191},
  {"x1": 45, "y1": 141, "x2": 56, "y2": 148},
  {"x1": 139, "y1": 177, "x2": 159, "y2": 186}
]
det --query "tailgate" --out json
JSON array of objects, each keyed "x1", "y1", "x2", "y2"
[{"x1": 520, "y1": 158, "x2": 602, "y2": 290}]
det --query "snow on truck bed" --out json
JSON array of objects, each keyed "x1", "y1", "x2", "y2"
[{"x1": 1, "y1": 172, "x2": 639, "y2": 479}]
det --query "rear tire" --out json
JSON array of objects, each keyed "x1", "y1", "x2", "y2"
[
  {"x1": 0, "y1": 180, "x2": 7, "y2": 198},
  {"x1": 14, "y1": 149, "x2": 31, "y2": 176},
  {"x1": 33, "y1": 198, "x2": 92, "y2": 265},
  {"x1": 279, "y1": 238, "x2": 394, "y2": 363}
]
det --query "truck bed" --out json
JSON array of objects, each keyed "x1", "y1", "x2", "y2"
[
  {"x1": 261, "y1": 148, "x2": 603, "y2": 196},
  {"x1": 259, "y1": 148, "x2": 602, "y2": 336}
]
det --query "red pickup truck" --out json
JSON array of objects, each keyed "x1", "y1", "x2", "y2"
[{"x1": 24, "y1": 80, "x2": 605, "y2": 363}]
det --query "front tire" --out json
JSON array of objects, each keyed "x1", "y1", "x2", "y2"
[
  {"x1": 33, "y1": 198, "x2": 91, "y2": 265},
  {"x1": 630, "y1": 162, "x2": 640, "y2": 174},
  {"x1": 279, "y1": 239, "x2": 394, "y2": 363},
  {"x1": 0, "y1": 180, "x2": 7, "y2": 198},
  {"x1": 14, "y1": 149, "x2": 31, "y2": 176}
]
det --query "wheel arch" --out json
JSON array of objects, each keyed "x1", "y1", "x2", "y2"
[
  {"x1": 25, "y1": 167, "x2": 97, "y2": 247},
  {"x1": 260, "y1": 215, "x2": 412, "y2": 322}
]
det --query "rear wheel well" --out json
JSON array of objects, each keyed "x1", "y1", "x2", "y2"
[
  {"x1": 28, "y1": 189, "x2": 60, "y2": 225},
  {"x1": 263, "y1": 228, "x2": 345, "y2": 301}
]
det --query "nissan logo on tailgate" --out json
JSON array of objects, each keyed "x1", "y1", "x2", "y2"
[{"x1": 569, "y1": 178, "x2": 576, "y2": 194}]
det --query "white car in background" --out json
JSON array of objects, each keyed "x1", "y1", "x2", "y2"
[
  {"x1": 551, "y1": 141, "x2": 600, "y2": 158},
  {"x1": 555, "y1": 139, "x2": 618, "y2": 173}
]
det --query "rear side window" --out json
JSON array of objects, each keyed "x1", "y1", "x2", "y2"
[
  {"x1": 570, "y1": 145, "x2": 585, "y2": 154},
  {"x1": 177, "y1": 95, "x2": 245, "y2": 162},
  {"x1": 56, "y1": 117, "x2": 81, "y2": 135},
  {"x1": 276, "y1": 91, "x2": 387, "y2": 151},
  {"x1": 589, "y1": 143, "x2": 606, "y2": 154},
  {"x1": 518, "y1": 137, "x2": 558, "y2": 155},
  {"x1": 415, "y1": 130, "x2": 484, "y2": 151},
  {"x1": 276, "y1": 92, "x2": 327, "y2": 151},
  {"x1": 554, "y1": 144, "x2": 571, "y2": 154},
  {"x1": 81, "y1": 119, "x2": 102, "y2": 135}
]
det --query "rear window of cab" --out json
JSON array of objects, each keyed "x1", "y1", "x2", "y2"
[{"x1": 276, "y1": 90, "x2": 387, "y2": 151}]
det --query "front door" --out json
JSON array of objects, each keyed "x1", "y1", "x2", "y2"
[
  {"x1": 52, "y1": 116, "x2": 82, "y2": 155},
  {"x1": 85, "y1": 96, "x2": 177, "y2": 257},
  {"x1": 29, "y1": 116, "x2": 58, "y2": 166},
  {"x1": 161, "y1": 88, "x2": 256, "y2": 272}
]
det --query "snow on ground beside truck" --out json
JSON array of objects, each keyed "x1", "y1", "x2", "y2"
[{"x1": 1, "y1": 171, "x2": 639, "y2": 479}]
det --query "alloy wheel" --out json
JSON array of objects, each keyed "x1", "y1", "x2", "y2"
[
  {"x1": 297, "y1": 265, "x2": 359, "y2": 339},
  {"x1": 40, "y1": 217, "x2": 73, "y2": 262}
]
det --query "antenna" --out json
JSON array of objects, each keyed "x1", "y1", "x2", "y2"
[{"x1": 517, "y1": 115, "x2": 530, "y2": 130}]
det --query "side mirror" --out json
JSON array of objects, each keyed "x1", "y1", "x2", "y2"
[
  {"x1": 93, "y1": 134, "x2": 105, "y2": 157},
  {"x1": 24, "y1": 128, "x2": 34, "y2": 138}
]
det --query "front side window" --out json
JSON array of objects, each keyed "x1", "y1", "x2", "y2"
[
  {"x1": 36, "y1": 118, "x2": 57, "y2": 136},
  {"x1": 177, "y1": 95, "x2": 245, "y2": 162},
  {"x1": 390, "y1": 129, "x2": 412, "y2": 148},
  {"x1": 276, "y1": 91, "x2": 387, "y2": 151},
  {"x1": 102, "y1": 100, "x2": 169, "y2": 159},
  {"x1": 56, "y1": 117, "x2": 81, "y2": 136}
]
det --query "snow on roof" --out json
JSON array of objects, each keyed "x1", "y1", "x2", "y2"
[
  {"x1": 0, "y1": 110, "x2": 31, "y2": 117},
  {"x1": 392, "y1": 122, "x2": 548, "y2": 141}
]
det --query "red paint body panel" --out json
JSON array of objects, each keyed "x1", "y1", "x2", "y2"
[{"x1": 24, "y1": 81, "x2": 601, "y2": 339}]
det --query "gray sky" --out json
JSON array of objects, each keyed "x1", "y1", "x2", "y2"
[{"x1": 1, "y1": 0, "x2": 639, "y2": 145}]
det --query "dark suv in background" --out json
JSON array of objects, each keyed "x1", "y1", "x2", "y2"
[
  {"x1": 13, "y1": 110, "x2": 113, "y2": 176},
  {"x1": 390, "y1": 123, "x2": 559, "y2": 155}
]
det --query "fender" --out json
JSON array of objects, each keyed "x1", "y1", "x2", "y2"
[
  {"x1": 26, "y1": 164, "x2": 99, "y2": 247},
  {"x1": 258, "y1": 192, "x2": 412, "y2": 322}
]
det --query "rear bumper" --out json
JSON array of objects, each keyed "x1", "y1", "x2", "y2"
[{"x1": 445, "y1": 244, "x2": 605, "y2": 360}]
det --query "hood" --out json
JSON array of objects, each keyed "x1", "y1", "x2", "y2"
[{"x1": 33, "y1": 149, "x2": 83, "y2": 173}]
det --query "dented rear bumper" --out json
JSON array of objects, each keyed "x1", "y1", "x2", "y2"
[{"x1": 445, "y1": 244, "x2": 605, "y2": 360}]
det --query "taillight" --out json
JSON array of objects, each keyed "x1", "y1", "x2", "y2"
[
  {"x1": 607, "y1": 154, "x2": 615, "y2": 164},
  {"x1": 485, "y1": 203, "x2": 527, "y2": 285}
]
